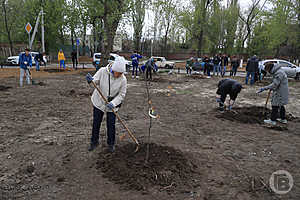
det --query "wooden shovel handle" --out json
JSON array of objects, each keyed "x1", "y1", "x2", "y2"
[
  {"x1": 91, "y1": 81, "x2": 139, "y2": 146},
  {"x1": 265, "y1": 90, "x2": 271, "y2": 107}
]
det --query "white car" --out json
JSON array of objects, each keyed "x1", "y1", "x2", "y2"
[
  {"x1": 6, "y1": 52, "x2": 39, "y2": 65},
  {"x1": 259, "y1": 59, "x2": 300, "y2": 80},
  {"x1": 92, "y1": 53, "x2": 132, "y2": 67},
  {"x1": 152, "y1": 56, "x2": 175, "y2": 69}
]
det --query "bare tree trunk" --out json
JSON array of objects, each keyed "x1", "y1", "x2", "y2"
[{"x1": 2, "y1": 0, "x2": 13, "y2": 56}]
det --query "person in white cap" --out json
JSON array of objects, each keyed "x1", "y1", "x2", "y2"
[{"x1": 86, "y1": 57, "x2": 127, "y2": 152}]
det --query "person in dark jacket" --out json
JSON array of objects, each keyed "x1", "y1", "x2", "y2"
[
  {"x1": 245, "y1": 55, "x2": 259, "y2": 85},
  {"x1": 230, "y1": 55, "x2": 239, "y2": 77},
  {"x1": 213, "y1": 54, "x2": 221, "y2": 76},
  {"x1": 203, "y1": 56, "x2": 212, "y2": 77},
  {"x1": 216, "y1": 79, "x2": 243, "y2": 111},
  {"x1": 221, "y1": 54, "x2": 229, "y2": 77},
  {"x1": 34, "y1": 52, "x2": 46, "y2": 71},
  {"x1": 186, "y1": 57, "x2": 193, "y2": 75},
  {"x1": 71, "y1": 50, "x2": 78, "y2": 69},
  {"x1": 257, "y1": 63, "x2": 289, "y2": 125},
  {"x1": 145, "y1": 57, "x2": 156, "y2": 80}
]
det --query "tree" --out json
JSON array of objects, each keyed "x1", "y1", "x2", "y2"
[
  {"x1": 238, "y1": 0, "x2": 267, "y2": 53},
  {"x1": 86, "y1": 0, "x2": 130, "y2": 66},
  {"x1": 1, "y1": 0, "x2": 24, "y2": 55},
  {"x1": 130, "y1": 0, "x2": 147, "y2": 52}
]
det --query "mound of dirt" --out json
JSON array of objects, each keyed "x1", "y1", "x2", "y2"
[
  {"x1": 0, "y1": 85, "x2": 12, "y2": 91},
  {"x1": 215, "y1": 106, "x2": 297, "y2": 125},
  {"x1": 95, "y1": 143, "x2": 200, "y2": 193},
  {"x1": 43, "y1": 69, "x2": 67, "y2": 73}
]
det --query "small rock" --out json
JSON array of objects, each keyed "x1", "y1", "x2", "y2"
[
  {"x1": 57, "y1": 177, "x2": 65, "y2": 182},
  {"x1": 26, "y1": 165, "x2": 35, "y2": 174}
]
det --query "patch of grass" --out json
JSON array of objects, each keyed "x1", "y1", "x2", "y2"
[{"x1": 175, "y1": 90, "x2": 193, "y2": 95}]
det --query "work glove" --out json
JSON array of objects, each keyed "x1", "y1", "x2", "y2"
[
  {"x1": 257, "y1": 87, "x2": 265, "y2": 94},
  {"x1": 24, "y1": 61, "x2": 28, "y2": 65},
  {"x1": 86, "y1": 73, "x2": 93, "y2": 84},
  {"x1": 106, "y1": 102, "x2": 115, "y2": 110}
]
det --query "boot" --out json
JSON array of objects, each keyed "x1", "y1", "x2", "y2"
[
  {"x1": 108, "y1": 145, "x2": 115, "y2": 153},
  {"x1": 88, "y1": 142, "x2": 99, "y2": 152}
]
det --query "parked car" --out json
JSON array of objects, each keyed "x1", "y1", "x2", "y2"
[
  {"x1": 259, "y1": 59, "x2": 300, "y2": 80},
  {"x1": 6, "y1": 52, "x2": 39, "y2": 66},
  {"x1": 92, "y1": 53, "x2": 132, "y2": 67},
  {"x1": 152, "y1": 56, "x2": 175, "y2": 69}
]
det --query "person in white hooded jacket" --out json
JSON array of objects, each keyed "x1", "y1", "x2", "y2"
[{"x1": 86, "y1": 57, "x2": 127, "y2": 152}]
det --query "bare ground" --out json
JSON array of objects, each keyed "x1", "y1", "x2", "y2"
[{"x1": 0, "y1": 69, "x2": 300, "y2": 200}]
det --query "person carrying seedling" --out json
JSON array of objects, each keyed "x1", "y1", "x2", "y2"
[
  {"x1": 131, "y1": 50, "x2": 142, "y2": 79},
  {"x1": 86, "y1": 57, "x2": 127, "y2": 152},
  {"x1": 216, "y1": 79, "x2": 243, "y2": 112},
  {"x1": 19, "y1": 48, "x2": 32, "y2": 87},
  {"x1": 58, "y1": 49, "x2": 66, "y2": 70},
  {"x1": 257, "y1": 63, "x2": 289, "y2": 125}
]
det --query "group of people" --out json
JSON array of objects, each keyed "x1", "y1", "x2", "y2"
[
  {"x1": 186, "y1": 54, "x2": 232, "y2": 77},
  {"x1": 84, "y1": 55, "x2": 289, "y2": 153},
  {"x1": 130, "y1": 51, "x2": 158, "y2": 80},
  {"x1": 218, "y1": 61, "x2": 289, "y2": 126}
]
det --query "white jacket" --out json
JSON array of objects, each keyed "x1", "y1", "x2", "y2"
[{"x1": 91, "y1": 66, "x2": 127, "y2": 112}]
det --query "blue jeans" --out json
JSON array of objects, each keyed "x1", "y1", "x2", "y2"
[
  {"x1": 245, "y1": 71, "x2": 255, "y2": 85},
  {"x1": 20, "y1": 68, "x2": 30, "y2": 86},
  {"x1": 91, "y1": 106, "x2": 116, "y2": 146},
  {"x1": 221, "y1": 65, "x2": 226, "y2": 77},
  {"x1": 213, "y1": 64, "x2": 221, "y2": 76},
  {"x1": 60, "y1": 60, "x2": 66, "y2": 69},
  {"x1": 132, "y1": 63, "x2": 138, "y2": 76},
  {"x1": 35, "y1": 60, "x2": 40, "y2": 71}
]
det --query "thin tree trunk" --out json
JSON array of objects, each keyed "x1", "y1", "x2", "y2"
[{"x1": 2, "y1": 0, "x2": 13, "y2": 56}]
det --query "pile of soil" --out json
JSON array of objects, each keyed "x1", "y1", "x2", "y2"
[
  {"x1": 0, "y1": 85, "x2": 12, "y2": 91},
  {"x1": 216, "y1": 106, "x2": 297, "y2": 125},
  {"x1": 95, "y1": 143, "x2": 200, "y2": 193},
  {"x1": 43, "y1": 69, "x2": 67, "y2": 73}
]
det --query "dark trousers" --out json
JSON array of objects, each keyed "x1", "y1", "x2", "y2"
[
  {"x1": 146, "y1": 66, "x2": 152, "y2": 80},
  {"x1": 72, "y1": 58, "x2": 78, "y2": 69},
  {"x1": 186, "y1": 67, "x2": 191, "y2": 75},
  {"x1": 271, "y1": 106, "x2": 286, "y2": 121},
  {"x1": 132, "y1": 63, "x2": 138, "y2": 76},
  {"x1": 204, "y1": 64, "x2": 211, "y2": 76},
  {"x1": 230, "y1": 66, "x2": 238, "y2": 76},
  {"x1": 91, "y1": 106, "x2": 116, "y2": 146}
]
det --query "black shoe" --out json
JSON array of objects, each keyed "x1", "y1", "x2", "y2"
[
  {"x1": 108, "y1": 145, "x2": 115, "y2": 153},
  {"x1": 88, "y1": 142, "x2": 99, "y2": 152}
]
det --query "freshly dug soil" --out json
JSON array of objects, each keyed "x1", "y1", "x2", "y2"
[
  {"x1": 96, "y1": 143, "x2": 200, "y2": 193},
  {"x1": 0, "y1": 85, "x2": 12, "y2": 91},
  {"x1": 215, "y1": 106, "x2": 297, "y2": 125},
  {"x1": 43, "y1": 69, "x2": 67, "y2": 73}
]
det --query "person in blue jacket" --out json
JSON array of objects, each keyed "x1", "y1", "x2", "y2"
[
  {"x1": 19, "y1": 48, "x2": 32, "y2": 87},
  {"x1": 130, "y1": 51, "x2": 142, "y2": 79}
]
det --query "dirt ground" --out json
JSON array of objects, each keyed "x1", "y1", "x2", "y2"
[{"x1": 0, "y1": 68, "x2": 300, "y2": 200}]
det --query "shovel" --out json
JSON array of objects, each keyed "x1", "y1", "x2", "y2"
[
  {"x1": 26, "y1": 68, "x2": 36, "y2": 85},
  {"x1": 90, "y1": 81, "x2": 140, "y2": 153},
  {"x1": 263, "y1": 90, "x2": 271, "y2": 118}
]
